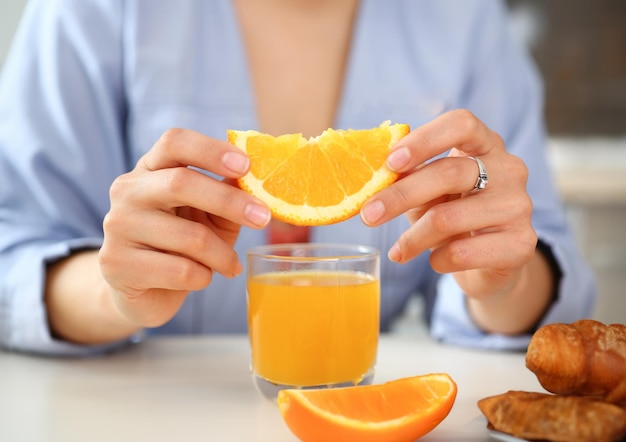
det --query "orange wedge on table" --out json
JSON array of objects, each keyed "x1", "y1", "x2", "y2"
[
  {"x1": 277, "y1": 373, "x2": 457, "y2": 442},
  {"x1": 227, "y1": 121, "x2": 410, "y2": 226}
]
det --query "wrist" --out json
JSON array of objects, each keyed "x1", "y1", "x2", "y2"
[
  {"x1": 467, "y1": 249, "x2": 555, "y2": 335},
  {"x1": 46, "y1": 250, "x2": 141, "y2": 345}
]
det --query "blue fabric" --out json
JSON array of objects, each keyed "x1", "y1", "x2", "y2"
[{"x1": 0, "y1": 0, "x2": 595, "y2": 355}]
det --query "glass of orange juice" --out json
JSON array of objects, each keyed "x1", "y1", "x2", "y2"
[{"x1": 246, "y1": 243, "x2": 380, "y2": 401}]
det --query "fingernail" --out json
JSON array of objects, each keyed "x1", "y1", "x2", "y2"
[
  {"x1": 223, "y1": 152, "x2": 250, "y2": 174},
  {"x1": 233, "y1": 261, "x2": 243, "y2": 277},
  {"x1": 361, "y1": 200, "x2": 385, "y2": 225},
  {"x1": 388, "y1": 243, "x2": 402, "y2": 263},
  {"x1": 244, "y1": 203, "x2": 271, "y2": 227},
  {"x1": 386, "y1": 147, "x2": 410, "y2": 171}
]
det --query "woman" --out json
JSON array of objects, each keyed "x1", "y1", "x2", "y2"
[{"x1": 0, "y1": 0, "x2": 595, "y2": 355}]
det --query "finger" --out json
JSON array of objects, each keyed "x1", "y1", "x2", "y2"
[
  {"x1": 139, "y1": 128, "x2": 250, "y2": 178},
  {"x1": 386, "y1": 109, "x2": 503, "y2": 173},
  {"x1": 388, "y1": 191, "x2": 531, "y2": 263},
  {"x1": 122, "y1": 208, "x2": 242, "y2": 278},
  {"x1": 361, "y1": 156, "x2": 493, "y2": 226},
  {"x1": 429, "y1": 229, "x2": 537, "y2": 275},
  {"x1": 111, "y1": 167, "x2": 271, "y2": 229},
  {"x1": 102, "y1": 247, "x2": 212, "y2": 327},
  {"x1": 113, "y1": 285, "x2": 189, "y2": 328},
  {"x1": 100, "y1": 245, "x2": 215, "y2": 295}
]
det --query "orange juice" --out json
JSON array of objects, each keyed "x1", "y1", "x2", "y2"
[{"x1": 248, "y1": 270, "x2": 379, "y2": 387}]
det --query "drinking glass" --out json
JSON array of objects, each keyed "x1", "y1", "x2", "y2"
[{"x1": 246, "y1": 243, "x2": 380, "y2": 401}]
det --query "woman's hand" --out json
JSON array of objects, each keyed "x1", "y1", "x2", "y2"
[
  {"x1": 99, "y1": 128, "x2": 271, "y2": 328},
  {"x1": 360, "y1": 109, "x2": 552, "y2": 334}
]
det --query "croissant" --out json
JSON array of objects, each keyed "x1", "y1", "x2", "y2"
[
  {"x1": 478, "y1": 390, "x2": 626, "y2": 442},
  {"x1": 525, "y1": 319, "x2": 626, "y2": 404}
]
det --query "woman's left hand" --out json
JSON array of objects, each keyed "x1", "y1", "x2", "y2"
[{"x1": 360, "y1": 109, "x2": 537, "y2": 302}]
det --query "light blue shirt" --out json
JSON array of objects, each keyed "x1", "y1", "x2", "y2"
[{"x1": 0, "y1": 0, "x2": 595, "y2": 355}]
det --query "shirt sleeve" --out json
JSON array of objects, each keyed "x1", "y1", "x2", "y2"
[
  {"x1": 0, "y1": 0, "x2": 133, "y2": 355},
  {"x1": 429, "y1": 1, "x2": 596, "y2": 350}
]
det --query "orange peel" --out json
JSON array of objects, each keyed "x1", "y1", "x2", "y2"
[{"x1": 227, "y1": 121, "x2": 409, "y2": 226}]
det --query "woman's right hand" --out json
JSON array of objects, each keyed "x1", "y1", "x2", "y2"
[{"x1": 99, "y1": 128, "x2": 271, "y2": 328}]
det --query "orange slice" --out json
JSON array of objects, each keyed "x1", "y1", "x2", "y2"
[
  {"x1": 277, "y1": 373, "x2": 457, "y2": 442},
  {"x1": 227, "y1": 121, "x2": 410, "y2": 226}
]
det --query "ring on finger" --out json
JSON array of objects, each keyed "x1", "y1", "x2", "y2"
[{"x1": 467, "y1": 156, "x2": 488, "y2": 191}]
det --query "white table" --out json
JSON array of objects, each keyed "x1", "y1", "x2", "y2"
[{"x1": 0, "y1": 330, "x2": 542, "y2": 441}]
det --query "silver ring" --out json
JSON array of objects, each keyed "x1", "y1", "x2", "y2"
[{"x1": 467, "y1": 156, "x2": 488, "y2": 191}]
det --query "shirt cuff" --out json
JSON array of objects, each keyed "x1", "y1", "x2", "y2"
[
  {"x1": 532, "y1": 230, "x2": 596, "y2": 326},
  {"x1": 429, "y1": 274, "x2": 533, "y2": 351},
  {"x1": 429, "y1": 234, "x2": 596, "y2": 351},
  {"x1": 1, "y1": 238, "x2": 137, "y2": 356}
]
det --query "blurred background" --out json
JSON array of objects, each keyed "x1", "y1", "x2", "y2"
[
  {"x1": 1, "y1": 0, "x2": 624, "y2": 324},
  {"x1": 505, "y1": 0, "x2": 626, "y2": 325}
]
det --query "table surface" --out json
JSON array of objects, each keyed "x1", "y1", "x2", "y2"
[{"x1": 0, "y1": 329, "x2": 543, "y2": 442}]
